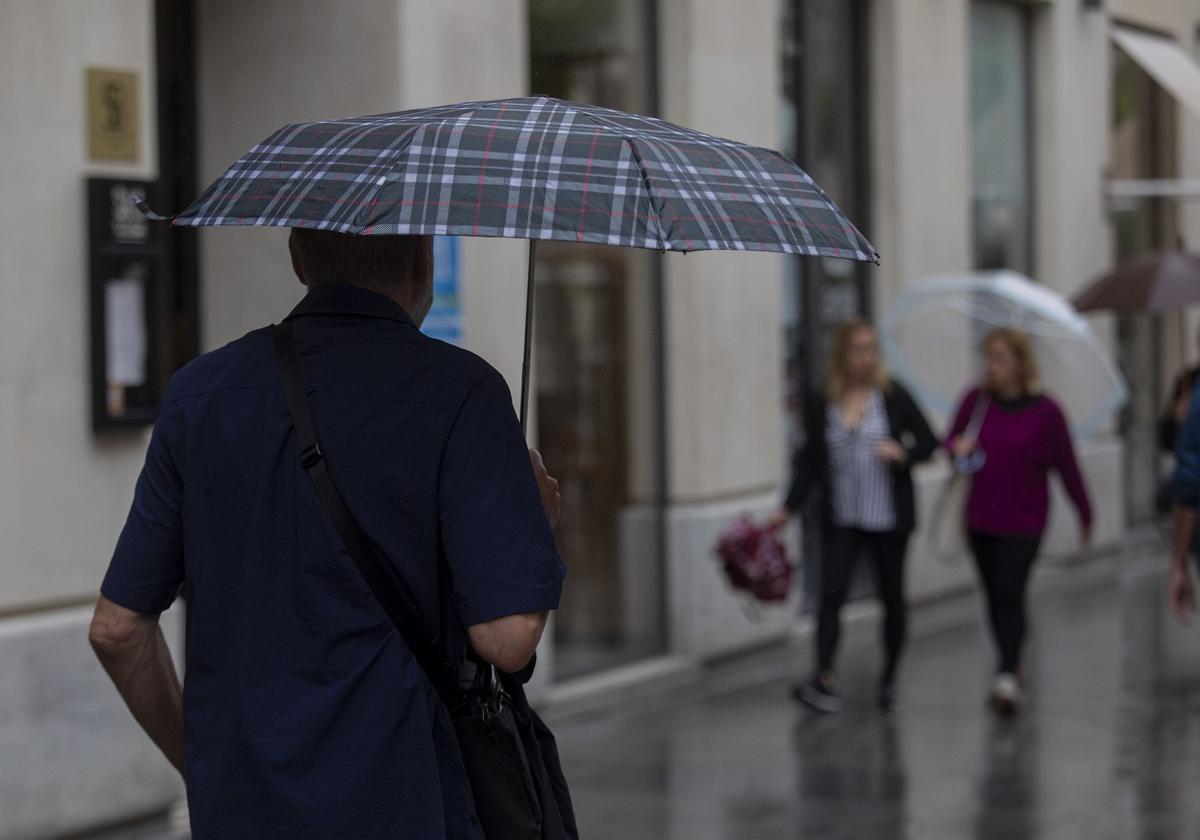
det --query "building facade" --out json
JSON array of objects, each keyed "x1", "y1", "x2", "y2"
[{"x1": 3, "y1": 0, "x2": 1200, "y2": 835}]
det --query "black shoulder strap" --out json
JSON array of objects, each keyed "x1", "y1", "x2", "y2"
[{"x1": 270, "y1": 321, "x2": 460, "y2": 704}]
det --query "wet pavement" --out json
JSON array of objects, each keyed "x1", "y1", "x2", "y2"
[
  {"x1": 553, "y1": 543, "x2": 1200, "y2": 840},
  {"x1": 84, "y1": 539, "x2": 1200, "y2": 840}
]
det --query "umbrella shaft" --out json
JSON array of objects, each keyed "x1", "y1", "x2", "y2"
[{"x1": 519, "y1": 239, "x2": 538, "y2": 434}]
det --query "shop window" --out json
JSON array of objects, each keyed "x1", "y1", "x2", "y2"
[{"x1": 970, "y1": 0, "x2": 1033, "y2": 273}]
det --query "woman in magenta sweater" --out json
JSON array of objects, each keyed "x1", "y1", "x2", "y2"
[{"x1": 947, "y1": 327, "x2": 1093, "y2": 715}]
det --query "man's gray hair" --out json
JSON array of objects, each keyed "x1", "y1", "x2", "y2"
[{"x1": 289, "y1": 228, "x2": 431, "y2": 295}]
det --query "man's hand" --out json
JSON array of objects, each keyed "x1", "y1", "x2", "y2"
[
  {"x1": 877, "y1": 438, "x2": 908, "y2": 464},
  {"x1": 1170, "y1": 563, "x2": 1197, "y2": 625},
  {"x1": 529, "y1": 449, "x2": 561, "y2": 529}
]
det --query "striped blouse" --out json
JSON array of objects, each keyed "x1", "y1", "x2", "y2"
[{"x1": 825, "y1": 390, "x2": 897, "y2": 532}]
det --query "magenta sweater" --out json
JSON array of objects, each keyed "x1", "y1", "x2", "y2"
[{"x1": 946, "y1": 388, "x2": 1094, "y2": 538}]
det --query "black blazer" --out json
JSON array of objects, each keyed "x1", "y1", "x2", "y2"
[{"x1": 783, "y1": 380, "x2": 937, "y2": 535}]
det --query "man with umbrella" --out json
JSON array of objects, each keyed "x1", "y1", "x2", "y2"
[
  {"x1": 1070, "y1": 250, "x2": 1200, "y2": 617},
  {"x1": 85, "y1": 96, "x2": 875, "y2": 837},
  {"x1": 89, "y1": 227, "x2": 566, "y2": 838}
]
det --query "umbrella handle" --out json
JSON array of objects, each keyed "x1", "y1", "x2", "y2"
[
  {"x1": 131, "y1": 194, "x2": 172, "y2": 222},
  {"x1": 519, "y1": 239, "x2": 538, "y2": 434}
]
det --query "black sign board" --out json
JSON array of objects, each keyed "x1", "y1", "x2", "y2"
[{"x1": 88, "y1": 177, "x2": 164, "y2": 431}]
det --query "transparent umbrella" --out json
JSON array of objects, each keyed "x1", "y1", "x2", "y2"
[{"x1": 880, "y1": 271, "x2": 1128, "y2": 438}]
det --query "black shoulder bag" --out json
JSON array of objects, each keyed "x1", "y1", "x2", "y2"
[{"x1": 271, "y1": 322, "x2": 578, "y2": 840}]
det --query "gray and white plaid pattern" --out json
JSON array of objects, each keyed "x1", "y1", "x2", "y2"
[{"x1": 175, "y1": 96, "x2": 877, "y2": 261}]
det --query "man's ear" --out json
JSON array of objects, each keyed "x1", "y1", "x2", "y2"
[{"x1": 288, "y1": 230, "x2": 307, "y2": 287}]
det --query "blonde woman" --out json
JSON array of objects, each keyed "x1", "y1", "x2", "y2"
[
  {"x1": 947, "y1": 328, "x2": 1092, "y2": 716},
  {"x1": 774, "y1": 321, "x2": 937, "y2": 713}
]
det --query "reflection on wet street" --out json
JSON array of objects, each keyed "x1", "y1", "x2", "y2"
[{"x1": 554, "y1": 549, "x2": 1200, "y2": 839}]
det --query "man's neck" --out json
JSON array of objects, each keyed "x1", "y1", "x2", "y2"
[{"x1": 309, "y1": 280, "x2": 417, "y2": 319}]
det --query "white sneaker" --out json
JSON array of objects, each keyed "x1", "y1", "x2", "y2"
[
  {"x1": 792, "y1": 676, "x2": 843, "y2": 714},
  {"x1": 990, "y1": 672, "x2": 1024, "y2": 716}
]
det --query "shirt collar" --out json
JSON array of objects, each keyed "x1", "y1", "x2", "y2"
[{"x1": 285, "y1": 282, "x2": 416, "y2": 328}]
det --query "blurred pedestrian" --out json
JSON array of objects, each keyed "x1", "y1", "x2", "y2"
[
  {"x1": 1169, "y1": 371, "x2": 1200, "y2": 625},
  {"x1": 1158, "y1": 333, "x2": 1199, "y2": 454},
  {"x1": 88, "y1": 229, "x2": 566, "y2": 838},
  {"x1": 947, "y1": 327, "x2": 1092, "y2": 716},
  {"x1": 1157, "y1": 330, "x2": 1200, "y2": 514},
  {"x1": 773, "y1": 321, "x2": 937, "y2": 712}
]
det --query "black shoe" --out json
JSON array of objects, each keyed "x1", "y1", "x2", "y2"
[
  {"x1": 792, "y1": 676, "x2": 843, "y2": 713},
  {"x1": 878, "y1": 683, "x2": 898, "y2": 713}
]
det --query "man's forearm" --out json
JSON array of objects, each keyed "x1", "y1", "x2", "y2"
[
  {"x1": 1173, "y1": 506, "x2": 1196, "y2": 570},
  {"x1": 92, "y1": 618, "x2": 185, "y2": 776},
  {"x1": 468, "y1": 610, "x2": 549, "y2": 674}
]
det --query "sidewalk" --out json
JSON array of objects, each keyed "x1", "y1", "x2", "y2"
[
  {"x1": 85, "y1": 536, "x2": 1200, "y2": 840},
  {"x1": 552, "y1": 536, "x2": 1200, "y2": 839}
]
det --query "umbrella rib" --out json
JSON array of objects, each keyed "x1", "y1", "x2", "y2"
[
  {"x1": 569, "y1": 101, "x2": 875, "y2": 258},
  {"x1": 620, "y1": 137, "x2": 668, "y2": 249},
  {"x1": 552, "y1": 100, "x2": 669, "y2": 248}
]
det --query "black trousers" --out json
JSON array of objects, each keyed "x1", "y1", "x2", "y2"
[
  {"x1": 816, "y1": 525, "x2": 910, "y2": 684},
  {"x1": 968, "y1": 531, "x2": 1042, "y2": 674}
]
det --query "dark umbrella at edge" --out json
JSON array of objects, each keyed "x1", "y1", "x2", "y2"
[
  {"x1": 1073, "y1": 251, "x2": 1200, "y2": 364},
  {"x1": 1074, "y1": 251, "x2": 1200, "y2": 313}
]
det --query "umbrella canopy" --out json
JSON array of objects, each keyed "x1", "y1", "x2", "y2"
[
  {"x1": 141, "y1": 95, "x2": 878, "y2": 428},
  {"x1": 1073, "y1": 251, "x2": 1200, "y2": 313},
  {"x1": 880, "y1": 271, "x2": 1128, "y2": 438},
  {"x1": 159, "y1": 96, "x2": 877, "y2": 261}
]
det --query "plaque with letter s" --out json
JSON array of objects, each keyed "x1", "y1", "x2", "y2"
[{"x1": 88, "y1": 177, "x2": 165, "y2": 431}]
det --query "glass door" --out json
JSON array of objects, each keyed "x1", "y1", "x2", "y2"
[
  {"x1": 1111, "y1": 46, "x2": 1178, "y2": 524},
  {"x1": 529, "y1": 0, "x2": 667, "y2": 678}
]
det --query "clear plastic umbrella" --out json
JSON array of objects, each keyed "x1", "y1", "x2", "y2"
[{"x1": 880, "y1": 271, "x2": 1128, "y2": 438}]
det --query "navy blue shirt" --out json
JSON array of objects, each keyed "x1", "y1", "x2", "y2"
[
  {"x1": 101, "y1": 282, "x2": 565, "y2": 839},
  {"x1": 1176, "y1": 379, "x2": 1200, "y2": 556}
]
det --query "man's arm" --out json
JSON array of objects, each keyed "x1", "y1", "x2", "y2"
[
  {"x1": 89, "y1": 595, "x2": 185, "y2": 777},
  {"x1": 1170, "y1": 507, "x2": 1197, "y2": 624},
  {"x1": 1170, "y1": 381, "x2": 1200, "y2": 623},
  {"x1": 439, "y1": 367, "x2": 566, "y2": 674},
  {"x1": 468, "y1": 611, "x2": 549, "y2": 674},
  {"x1": 467, "y1": 449, "x2": 560, "y2": 674}
]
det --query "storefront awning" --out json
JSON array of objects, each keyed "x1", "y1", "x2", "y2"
[
  {"x1": 1112, "y1": 25, "x2": 1200, "y2": 120},
  {"x1": 1106, "y1": 26, "x2": 1200, "y2": 203}
]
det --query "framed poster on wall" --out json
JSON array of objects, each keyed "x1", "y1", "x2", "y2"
[{"x1": 88, "y1": 177, "x2": 164, "y2": 431}]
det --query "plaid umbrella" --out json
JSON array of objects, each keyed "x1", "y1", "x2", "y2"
[
  {"x1": 140, "y1": 96, "x2": 878, "y2": 422},
  {"x1": 162, "y1": 96, "x2": 876, "y2": 259}
]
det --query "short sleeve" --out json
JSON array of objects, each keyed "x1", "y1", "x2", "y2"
[
  {"x1": 100, "y1": 402, "x2": 185, "y2": 614},
  {"x1": 1177, "y1": 382, "x2": 1200, "y2": 508},
  {"x1": 438, "y1": 368, "x2": 565, "y2": 627}
]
